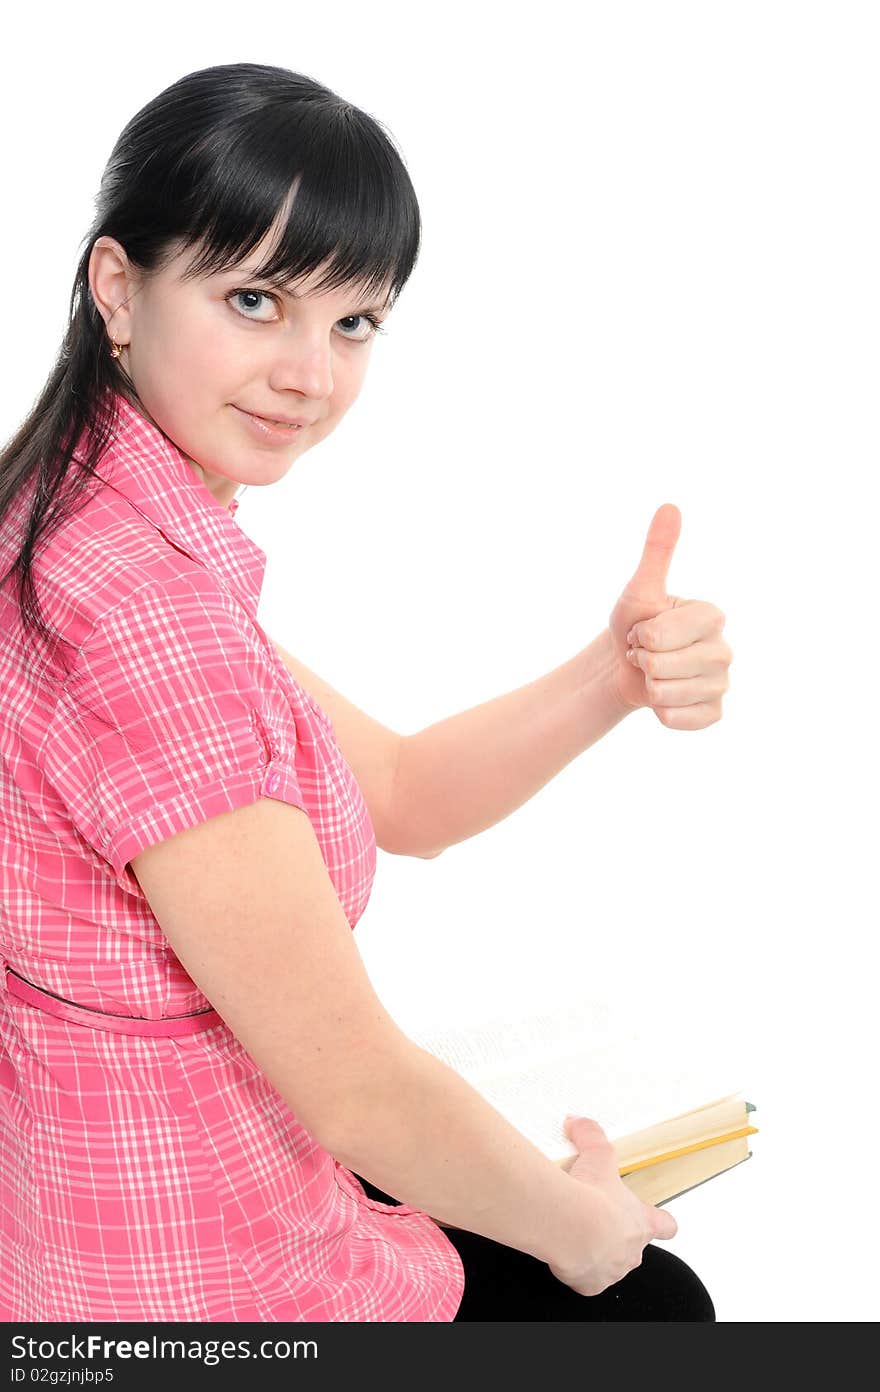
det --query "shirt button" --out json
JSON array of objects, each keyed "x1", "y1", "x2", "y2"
[{"x1": 266, "y1": 772, "x2": 280, "y2": 794}]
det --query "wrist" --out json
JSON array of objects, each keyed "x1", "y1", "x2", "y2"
[
  {"x1": 578, "y1": 627, "x2": 635, "y2": 726},
  {"x1": 545, "y1": 1173, "x2": 610, "y2": 1275}
]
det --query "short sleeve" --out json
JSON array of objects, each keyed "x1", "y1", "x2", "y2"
[{"x1": 45, "y1": 572, "x2": 309, "y2": 894}]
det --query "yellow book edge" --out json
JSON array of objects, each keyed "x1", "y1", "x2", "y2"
[
  {"x1": 621, "y1": 1136, "x2": 753, "y2": 1206},
  {"x1": 610, "y1": 1094, "x2": 754, "y2": 1168},
  {"x1": 618, "y1": 1124, "x2": 759, "y2": 1176}
]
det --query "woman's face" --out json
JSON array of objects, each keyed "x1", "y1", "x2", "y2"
[{"x1": 89, "y1": 230, "x2": 391, "y2": 509}]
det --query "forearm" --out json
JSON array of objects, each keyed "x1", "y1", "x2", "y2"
[
  {"x1": 332, "y1": 1044, "x2": 599, "y2": 1268},
  {"x1": 393, "y1": 627, "x2": 630, "y2": 858}
]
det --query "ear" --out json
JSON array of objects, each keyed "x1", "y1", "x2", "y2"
[{"x1": 89, "y1": 236, "x2": 138, "y2": 345}]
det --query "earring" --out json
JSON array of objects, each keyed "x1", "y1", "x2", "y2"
[{"x1": 110, "y1": 339, "x2": 123, "y2": 359}]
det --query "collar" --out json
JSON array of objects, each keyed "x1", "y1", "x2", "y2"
[{"x1": 80, "y1": 391, "x2": 267, "y2": 620}]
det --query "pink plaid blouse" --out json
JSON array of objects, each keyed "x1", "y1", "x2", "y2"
[{"x1": 0, "y1": 390, "x2": 464, "y2": 1321}]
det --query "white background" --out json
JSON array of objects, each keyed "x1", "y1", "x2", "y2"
[{"x1": 4, "y1": 1, "x2": 877, "y2": 1322}]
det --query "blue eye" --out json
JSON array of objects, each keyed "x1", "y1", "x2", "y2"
[
  {"x1": 227, "y1": 289, "x2": 277, "y2": 320},
  {"x1": 336, "y1": 313, "x2": 386, "y2": 341}
]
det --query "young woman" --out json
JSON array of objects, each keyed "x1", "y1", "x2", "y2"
[{"x1": 0, "y1": 62, "x2": 729, "y2": 1322}]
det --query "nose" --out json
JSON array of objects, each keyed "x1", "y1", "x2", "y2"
[{"x1": 272, "y1": 329, "x2": 335, "y2": 401}]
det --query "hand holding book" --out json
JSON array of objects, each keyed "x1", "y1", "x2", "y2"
[
  {"x1": 407, "y1": 996, "x2": 758, "y2": 1211},
  {"x1": 546, "y1": 1113, "x2": 679, "y2": 1297}
]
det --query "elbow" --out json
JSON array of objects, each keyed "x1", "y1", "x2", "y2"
[{"x1": 383, "y1": 833, "x2": 444, "y2": 859}]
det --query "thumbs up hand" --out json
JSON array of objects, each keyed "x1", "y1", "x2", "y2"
[{"x1": 608, "y1": 504, "x2": 733, "y2": 728}]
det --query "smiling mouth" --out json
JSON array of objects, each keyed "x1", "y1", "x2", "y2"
[
  {"x1": 233, "y1": 405, "x2": 308, "y2": 431},
  {"x1": 249, "y1": 412, "x2": 300, "y2": 429}
]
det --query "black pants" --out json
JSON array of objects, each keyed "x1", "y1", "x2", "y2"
[{"x1": 352, "y1": 1173, "x2": 716, "y2": 1322}]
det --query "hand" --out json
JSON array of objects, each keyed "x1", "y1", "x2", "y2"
[
  {"x1": 608, "y1": 503, "x2": 733, "y2": 727},
  {"x1": 547, "y1": 1115, "x2": 678, "y2": 1298}
]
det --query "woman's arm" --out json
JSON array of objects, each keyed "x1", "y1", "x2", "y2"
[
  {"x1": 269, "y1": 630, "x2": 631, "y2": 861},
  {"x1": 391, "y1": 628, "x2": 630, "y2": 858},
  {"x1": 129, "y1": 794, "x2": 614, "y2": 1270}
]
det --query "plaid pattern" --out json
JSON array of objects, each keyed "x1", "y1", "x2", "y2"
[{"x1": 0, "y1": 392, "x2": 464, "y2": 1320}]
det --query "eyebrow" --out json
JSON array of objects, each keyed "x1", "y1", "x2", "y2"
[{"x1": 225, "y1": 267, "x2": 390, "y2": 313}]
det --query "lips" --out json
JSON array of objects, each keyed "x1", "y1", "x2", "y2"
[{"x1": 237, "y1": 406, "x2": 308, "y2": 428}]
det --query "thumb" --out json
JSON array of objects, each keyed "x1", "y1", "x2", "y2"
[
  {"x1": 565, "y1": 1113, "x2": 606, "y2": 1136},
  {"x1": 564, "y1": 1114, "x2": 614, "y2": 1154},
  {"x1": 626, "y1": 502, "x2": 682, "y2": 600}
]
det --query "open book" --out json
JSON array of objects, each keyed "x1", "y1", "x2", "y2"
[{"x1": 406, "y1": 997, "x2": 758, "y2": 1207}]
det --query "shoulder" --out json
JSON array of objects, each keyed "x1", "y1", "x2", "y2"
[
  {"x1": 67, "y1": 569, "x2": 261, "y2": 707},
  {"x1": 32, "y1": 478, "x2": 209, "y2": 650}
]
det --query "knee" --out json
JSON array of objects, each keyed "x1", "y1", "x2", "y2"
[{"x1": 639, "y1": 1245, "x2": 716, "y2": 1321}]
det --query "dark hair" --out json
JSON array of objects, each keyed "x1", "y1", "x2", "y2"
[{"x1": 0, "y1": 62, "x2": 421, "y2": 664}]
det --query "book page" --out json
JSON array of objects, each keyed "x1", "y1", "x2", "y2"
[{"x1": 407, "y1": 996, "x2": 743, "y2": 1163}]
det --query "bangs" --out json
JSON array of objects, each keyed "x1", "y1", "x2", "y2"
[{"x1": 173, "y1": 101, "x2": 420, "y2": 306}]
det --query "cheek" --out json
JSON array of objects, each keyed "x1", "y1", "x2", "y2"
[
  {"x1": 135, "y1": 311, "x2": 234, "y2": 438},
  {"x1": 182, "y1": 309, "x2": 237, "y2": 377},
  {"x1": 332, "y1": 353, "x2": 370, "y2": 411},
  {"x1": 141, "y1": 300, "x2": 228, "y2": 382}
]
